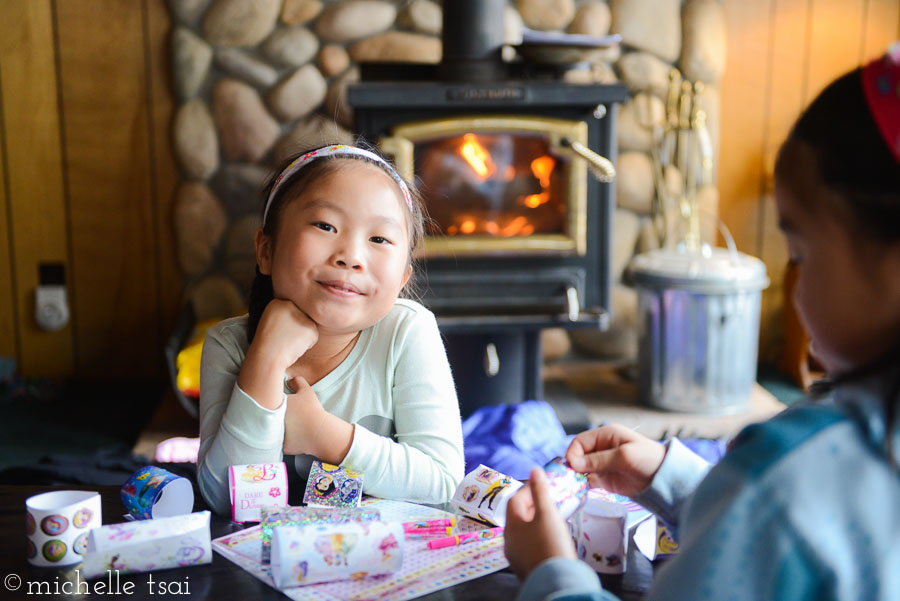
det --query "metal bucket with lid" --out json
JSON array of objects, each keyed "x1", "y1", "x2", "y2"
[{"x1": 628, "y1": 245, "x2": 769, "y2": 414}]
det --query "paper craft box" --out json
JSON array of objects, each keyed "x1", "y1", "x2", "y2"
[
  {"x1": 270, "y1": 521, "x2": 404, "y2": 588},
  {"x1": 450, "y1": 465, "x2": 523, "y2": 526},
  {"x1": 228, "y1": 462, "x2": 289, "y2": 522},
  {"x1": 259, "y1": 505, "x2": 381, "y2": 564},
  {"x1": 571, "y1": 489, "x2": 659, "y2": 574},
  {"x1": 81, "y1": 511, "x2": 211, "y2": 579}
]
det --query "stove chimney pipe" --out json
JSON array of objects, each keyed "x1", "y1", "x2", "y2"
[{"x1": 440, "y1": 0, "x2": 506, "y2": 81}]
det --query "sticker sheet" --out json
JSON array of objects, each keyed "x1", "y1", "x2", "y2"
[
  {"x1": 303, "y1": 462, "x2": 363, "y2": 509},
  {"x1": 212, "y1": 498, "x2": 508, "y2": 601}
]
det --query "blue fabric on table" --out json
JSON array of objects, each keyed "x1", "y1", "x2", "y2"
[
  {"x1": 462, "y1": 400, "x2": 574, "y2": 481},
  {"x1": 680, "y1": 437, "x2": 727, "y2": 465},
  {"x1": 462, "y1": 400, "x2": 729, "y2": 482}
]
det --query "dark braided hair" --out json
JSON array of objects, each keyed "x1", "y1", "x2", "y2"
[{"x1": 247, "y1": 144, "x2": 428, "y2": 342}]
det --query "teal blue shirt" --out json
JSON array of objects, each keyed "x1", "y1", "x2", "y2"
[{"x1": 519, "y1": 370, "x2": 900, "y2": 601}]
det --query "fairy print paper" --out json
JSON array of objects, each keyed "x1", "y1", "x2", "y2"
[
  {"x1": 259, "y1": 505, "x2": 381, "y2": 563},
  {"x1": 303, "y1": 461, "x2": 363, "y2": 509},
  {"x1": 270, "y1": 521, "x2": 404, "y2": 588},
  {"x1": 81, "y1": 511, "x2": 211, "y2": 579}
]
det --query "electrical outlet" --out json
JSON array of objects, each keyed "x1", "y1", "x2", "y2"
[{"x1": 35, "y1": 263, "x2": 69, "y2": 332}]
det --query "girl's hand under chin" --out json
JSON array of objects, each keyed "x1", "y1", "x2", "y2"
[
  {"x1": 254, "y1": 299, "x2": 319, "y2": 368},
  {"x1": 238, "y1": 299, "x2": 318, "y2": 411}
]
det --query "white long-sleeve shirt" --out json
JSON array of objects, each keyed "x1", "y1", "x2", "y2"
[{"x1": 196, "y1": 299, "x2": 465, "y2": 516}]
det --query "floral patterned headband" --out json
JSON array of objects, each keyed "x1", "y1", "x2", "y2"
[
  {"x1": 262, "y1": 144, "x2": 413, "y2": 226},
  {"x1": 862, "y1": 42, "x2": 900, "y2": 164}
]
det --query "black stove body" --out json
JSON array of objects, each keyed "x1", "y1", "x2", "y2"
[{"x1": 347, "y1": 1, "x2": 628, "y2": 417}]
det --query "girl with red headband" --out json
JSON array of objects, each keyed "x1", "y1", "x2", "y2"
[
  {"x1": 197, "y1": 145, "x2": 464, "y2": 515},
  {"x1": 506, "y1": 47, "x2": 900, "y2": 601}
]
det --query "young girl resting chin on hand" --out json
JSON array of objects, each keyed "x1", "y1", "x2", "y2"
[
  {"x1": 505, "y1": 47, "x2": 900, "y2": 601},
  {"x1": 196, "y1": 145, "x2": 465, "y2": 516}
]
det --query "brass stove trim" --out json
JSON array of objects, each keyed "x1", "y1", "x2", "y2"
[{"x1": 379, "y1": 116, "x2": 589, "y2": 257}]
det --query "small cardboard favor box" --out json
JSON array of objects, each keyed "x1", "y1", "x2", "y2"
[
  {"x1": 81, "y1": 511, "x2": 212, "y2": 579},
  {"x1": 228, "y1": 462, "x2": 289, "y2": 523},
  {"x1": 270, "y1": 521, "x2": 404, "y2": 589},
  {"x1": 450, "y1": 465, "x2": 524, "y2": 527},
  {"x1": 571, "y1": 489, "x2": 658, "y2": 574},
  {"x1": 258, "y1": 505, "x2": 381, "y2": 564}
]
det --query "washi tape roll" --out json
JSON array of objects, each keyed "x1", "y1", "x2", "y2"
[
  {"x1": 228, "y1": 462, "x2": 288, "y2": 523},
  {"x1": 270, "y1": 521, "x2": 404, "y2": 588},
  {"x1": 121, "y1": 466, "x2": 194, "y2": 520},
  {"x1": 25, "y1": 490, "x2": 101, "y2": 567}
]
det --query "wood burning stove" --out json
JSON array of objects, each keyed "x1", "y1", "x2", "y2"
[{"x1": 348, "y1": 1, "x2": 628, "y2": 418}]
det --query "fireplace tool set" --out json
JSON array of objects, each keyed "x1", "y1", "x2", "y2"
[
  {"x1": 639, "y1": 69, "x2": 715, "y2": 251},
  {"x1": 629, "y1": 70, "x2": 770, "y2": 414}
]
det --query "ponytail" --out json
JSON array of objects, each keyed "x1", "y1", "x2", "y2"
[{"x1": 247, "y1": 266, "x2": 273, "y2": 343}]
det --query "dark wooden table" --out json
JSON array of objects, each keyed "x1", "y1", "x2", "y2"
[{"x1": 1, "y1": 485, "x2": 650, "y2": 600}]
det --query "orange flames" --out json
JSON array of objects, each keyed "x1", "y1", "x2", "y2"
[
  {"x1": 446, "y1": 133, "x2": 558, "y2": 237},
  {"x1": 459, "y1": 133, "x2": 496, "y2": 179}
]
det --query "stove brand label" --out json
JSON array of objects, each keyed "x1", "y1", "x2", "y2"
[{"x1": 446, "y1": 87, "x2": 526, "y2": 102}]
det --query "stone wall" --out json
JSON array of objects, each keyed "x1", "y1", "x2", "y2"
[{"x1": 169, "y1": 0, "x2": 726, "y2": 360}]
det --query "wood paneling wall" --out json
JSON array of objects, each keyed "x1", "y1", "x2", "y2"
[
  {"x1": 719, "y1": 0, "x2": 900, "y2": 362},
  {"x1": 0, "y1": 0, "x2": 179, "y2": 379},
  {"x1": 0, "y1": 0, "x2": 897, "y2": 378}
]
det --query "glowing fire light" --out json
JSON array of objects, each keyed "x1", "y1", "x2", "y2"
[
  {"x1": 500, "y1": 216, "x2": 529, "y2": 237},
  {"x1": 459, "y1": 219, "x2": 477, "y2": 234},
  {"x1": 530, "y1": 155, "x2": 555, "y2": 188},
  {"x1": 524, "y1": 193, "x2": 550, "y2": 208},
  {"x1": 459, "y1": 134, "x2": 495, "y2": 179}
]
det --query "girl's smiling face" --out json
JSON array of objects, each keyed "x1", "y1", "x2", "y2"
[
  {"x1": 775, "y1": 140, "x2": 900, "y2": 375},
  {"x1": 257, "y1": 160, "x2": 412, "y2": 336}
]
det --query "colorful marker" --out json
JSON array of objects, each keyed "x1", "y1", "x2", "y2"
[
  {"x1": 402, "y1": 518, "x2": 455, "y2": 530},
  {"x1": 426, "y1": 527, "x2": 504, "y2": 550},
  {"x1": 404, "y1": 526, "x2": 453, "y2": 537}
]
